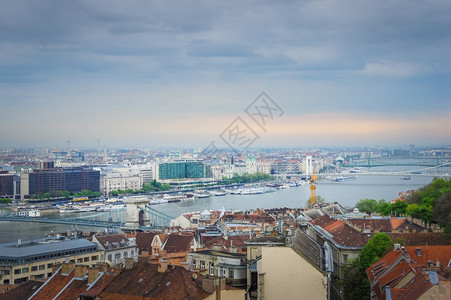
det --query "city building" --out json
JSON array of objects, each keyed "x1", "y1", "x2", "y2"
[
  {"x1": 156, "y1": 160, "x2": 212, "y2": 180},
  {"x1": 20, "y1": 167, "x2": 100, "y2": 199},
  {"x1": 256, "y1": 161, "x2": 272, "y2": 175},
  {"x1": 100, "y1": 172, "x2": 141, "y2": 196},
  {"x1": 0, "y1": 238, "x2": 102, "y2": 285},
  {"x1": 188, "y1": 250, "x2": 248, "y2": 287},
  {"x1": 246, "y1": 237, "x2": 327, "y2": 300},
  {"x1": 91, "y1": 233, "x2": 138, "y2": 266},
  {"x1": 0, "y1": 172, "x2": 19, "y2": 199},
  {"x1": 99, "y1": 260, "x2": 244, "y2": 299}
]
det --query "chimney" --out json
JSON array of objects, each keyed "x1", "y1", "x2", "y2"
[
  {"x1": 230, "y1": 246, "x2": 237, "y2": 254},
  {"x1": 88, "y1": 266, "x2": 99, "y2": 284},
  {"x1": 74, "y1": 264, "x2": 88, "y2": 278},
  {"x1": 62, "y1": 262, "x2": 75, "y2": 275},
  {"x1": 202, "y1": 278, "x2": 215, "y2": 294},
  {"x1": 436, "y1": 259, "x2": 440, "y2": 267},
  {"x1": 394, "y1": 243, "x2": 401, "y2": 251},
  {"x1": 158, "y1": 259, "x2": 168, "y2": 273},
  {"x1": 124, "y1": 257, "x2": 134, "y2": 270},
  {"x1": 180, "y1": 262, "x2": 189, "y2": 270},
  {"x1": 416, "y1": 247, "x2": 422, "y2": 256},
  {"x1": 98, "y1": 263, "x2": 108, "y2": 273}
]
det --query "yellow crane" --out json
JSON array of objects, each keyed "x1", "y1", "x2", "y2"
[{"x1": 309, "y1": 171, "x2": 317, "y2": 207}]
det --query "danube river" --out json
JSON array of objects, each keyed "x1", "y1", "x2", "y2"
[{"x1": 0, "y1": 175, "x2": 435, "y2": 243}]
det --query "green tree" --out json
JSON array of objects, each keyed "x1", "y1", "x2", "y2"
[
  {"x1": 0, "y1": 198, "x2": 12, "y2": 204},
  {"x1": 356, "y1": 199, "x2": 379, "y2": 214},
  {"x1": 343, "y1": 233, "x2": 392, "y2": 300}
]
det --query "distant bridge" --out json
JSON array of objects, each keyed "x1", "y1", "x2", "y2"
[
  {"x1": 0, "y1": 215, "x2": 125, "y2": 228},
  {"x1": 0, "y1": 202, "x2": 175, "y2": 230},
  {"x1": 342, "y1": 158, "x2": 450, "y2": 168},
  {"x1": 280, "y1": 161, "x2": 451, "y2": 179}
]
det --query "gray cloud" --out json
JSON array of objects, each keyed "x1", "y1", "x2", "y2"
[{"x1": 1, "y1": 0, "x2": 450, "y2": 146}]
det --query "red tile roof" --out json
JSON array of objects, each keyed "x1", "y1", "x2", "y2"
[
  {"x1": 96, "y1": 234, "x2": 131, "y2": 250},
  {"x1": 367, "y1": 249, "x2": 404, "y2": 282},
  {"x1": 404, "y1": 245, "x2": 451, "y2": 267},
  {"x1": 378, "y1": 260, "x2": 414, "y2": 288},
  {"x1": 163, "y1": 233, "x2": 194, "y2": 253},
  {"x1": 0, "y1": 280, "x2": 43, "y2": 300},
  {"x1": 136, "y1": 232, "x2": 157, "y2": 253},
  {"x1": 99, "y1": 263, "x2": 210, "y2": 299},
  {"x1": 323, "y1": 220, "x2": 345, "y2": 233},
  {"x1": 31, "y1": 268, "x2": 75, "y2": 300}
]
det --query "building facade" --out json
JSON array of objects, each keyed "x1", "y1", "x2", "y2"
[
  {"x1": 188, "y1": 250, "x2": 247, "y2": 287},
  {"x1": 20, "y1": 167, "x2": 100, "y2": 198},
  {"x1": 91, "y1": 234, "x2": 138, "y2": 266},
  {"x1": 100, "y1": 172, "x2": 142, "y2": 195},
  {"x1": 0, "y1": 238, "x2": 102, "y2": 285},
  {"x1": 157, "y1": 160, "x2": 212, "y2": 180},
  {"x1": 0, "y1": 172, "x2": 20, "y2": 199}
]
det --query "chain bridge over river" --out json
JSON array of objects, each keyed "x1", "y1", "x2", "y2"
[{"x1": 0, "y1": 196, "x2": 174, "y2": 230}]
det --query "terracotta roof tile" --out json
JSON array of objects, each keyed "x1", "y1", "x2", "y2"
[
  {"x1": 163, "y1": 233, "x2": 194, "y2": 253},
  {"x1": 405, "y1": 245, "x2": 451, "y2": 267},
  {"x1": 96, "y1": 234, "x2": 131, "y2": 250},
  {"x1": 367, "y1": 249, "x2": 404, "y2": 283},
  {"x1": 0, "y1": 280, "x2": 43, "y2": 300},
  {"x1": 136, "y1": 232, "x2": 156, "y2": 253},
  {"x1": 32, "y1": 268, "x2": 75, "y2": 300},
  {"x1": 323, "y1": 220, "x2": 344, "y2": 233},
  {"x1": 99, "y1": 263, "x2": 210, "y2": 299}
]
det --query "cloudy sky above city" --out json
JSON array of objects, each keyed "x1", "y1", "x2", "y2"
[{"x1": 1, "y1": 0, "x2": 450, "y2": 149}]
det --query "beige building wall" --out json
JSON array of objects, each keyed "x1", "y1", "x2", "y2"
[
  {"x1": 205, "y1": 289, "x2": 245, "y2": 300},
  {"x1": 419, "y1": 281, "x2": 451, "y2": 300},
  {"x1": 260, "y1": 247, "x2": 327, "y2": 300}
]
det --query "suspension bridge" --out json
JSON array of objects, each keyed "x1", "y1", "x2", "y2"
[
  {"x1": 0, "y1": 197, "x2": 175, "y2": 230},
  {"x1": 279, "y1": 161, "x2": 451, "y2": 179}
]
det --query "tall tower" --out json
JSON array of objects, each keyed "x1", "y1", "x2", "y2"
[{"x1": 305, "y1": 156, "x2": 313, "y2": 176}]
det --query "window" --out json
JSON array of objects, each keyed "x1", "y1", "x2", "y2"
[
  {"x1": 22, "y1": 267, "x2": 29, "y2": 273},
  {"x1": 124, "y1": 251, "x2": 128, "y2": 258},
  {"x1": 131, "y1": 250, "x2": 134, "y2": 257},
  {"x1": 343, "y1": 254, "x2": 349, "y2": 264},
  {"x1": 77, "y1": 258, "x2": 82, "y2": 263},
  {"x1": 14, "y1": 269, "x2": 21, "y2": 275},
  {"x1": 108, "y1": 254, "x2": 112, "y2": 262},
  {"x1": 219, "y1": 267, "x2": 224, "y2": 277},
  {"x1": 229, "y1": 269, "x2": 234, "y2": 278},
  {"x1": 91, "y1": 255, "x2": 98, "y2": 261},
  {"x1": 200, "y1": 261, "x2": 205, "y2": 269},
  {"x1": 39, "y1": 265, "x2": 45, "y2": 270},
  {"x1": 84, "y1": 257, "x2": 89, "y2": 262},
  {"x1": 2, "y1": 270, "x2": 10, "y2": 275},
  {"x1": 31, "y1": 266, "x2": 38, "y2": 272},
  {"x1": 47, "y1": 263, "x2": 53, "y2": 269},
  {"x1": 209, "y1": 263, "x2": 214, "y2": 276},
  {"x1": 115, "y1": 253, "x2": 121, "y2": 260}
]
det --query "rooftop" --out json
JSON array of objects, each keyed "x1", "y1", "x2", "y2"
[{"x1": 0, "y1": 238, "x2": 97, "y2": 259}]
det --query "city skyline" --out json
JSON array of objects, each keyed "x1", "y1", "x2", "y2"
[{"x1": 1, "y1": 0, "x2": 451, "y2": 148}]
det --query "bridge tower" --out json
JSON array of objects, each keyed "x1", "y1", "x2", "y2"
[{"x1": 125, "y1": 196, "x2": 150, "y2": 229}]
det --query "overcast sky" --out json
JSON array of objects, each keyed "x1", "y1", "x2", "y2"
[{"x1": 1, "y1": 0, "x2": 450, "y2": 149}]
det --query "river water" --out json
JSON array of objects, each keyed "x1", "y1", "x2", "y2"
[{"x1": 0, "y1": 174, "x2": 435, "y2": 243}]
